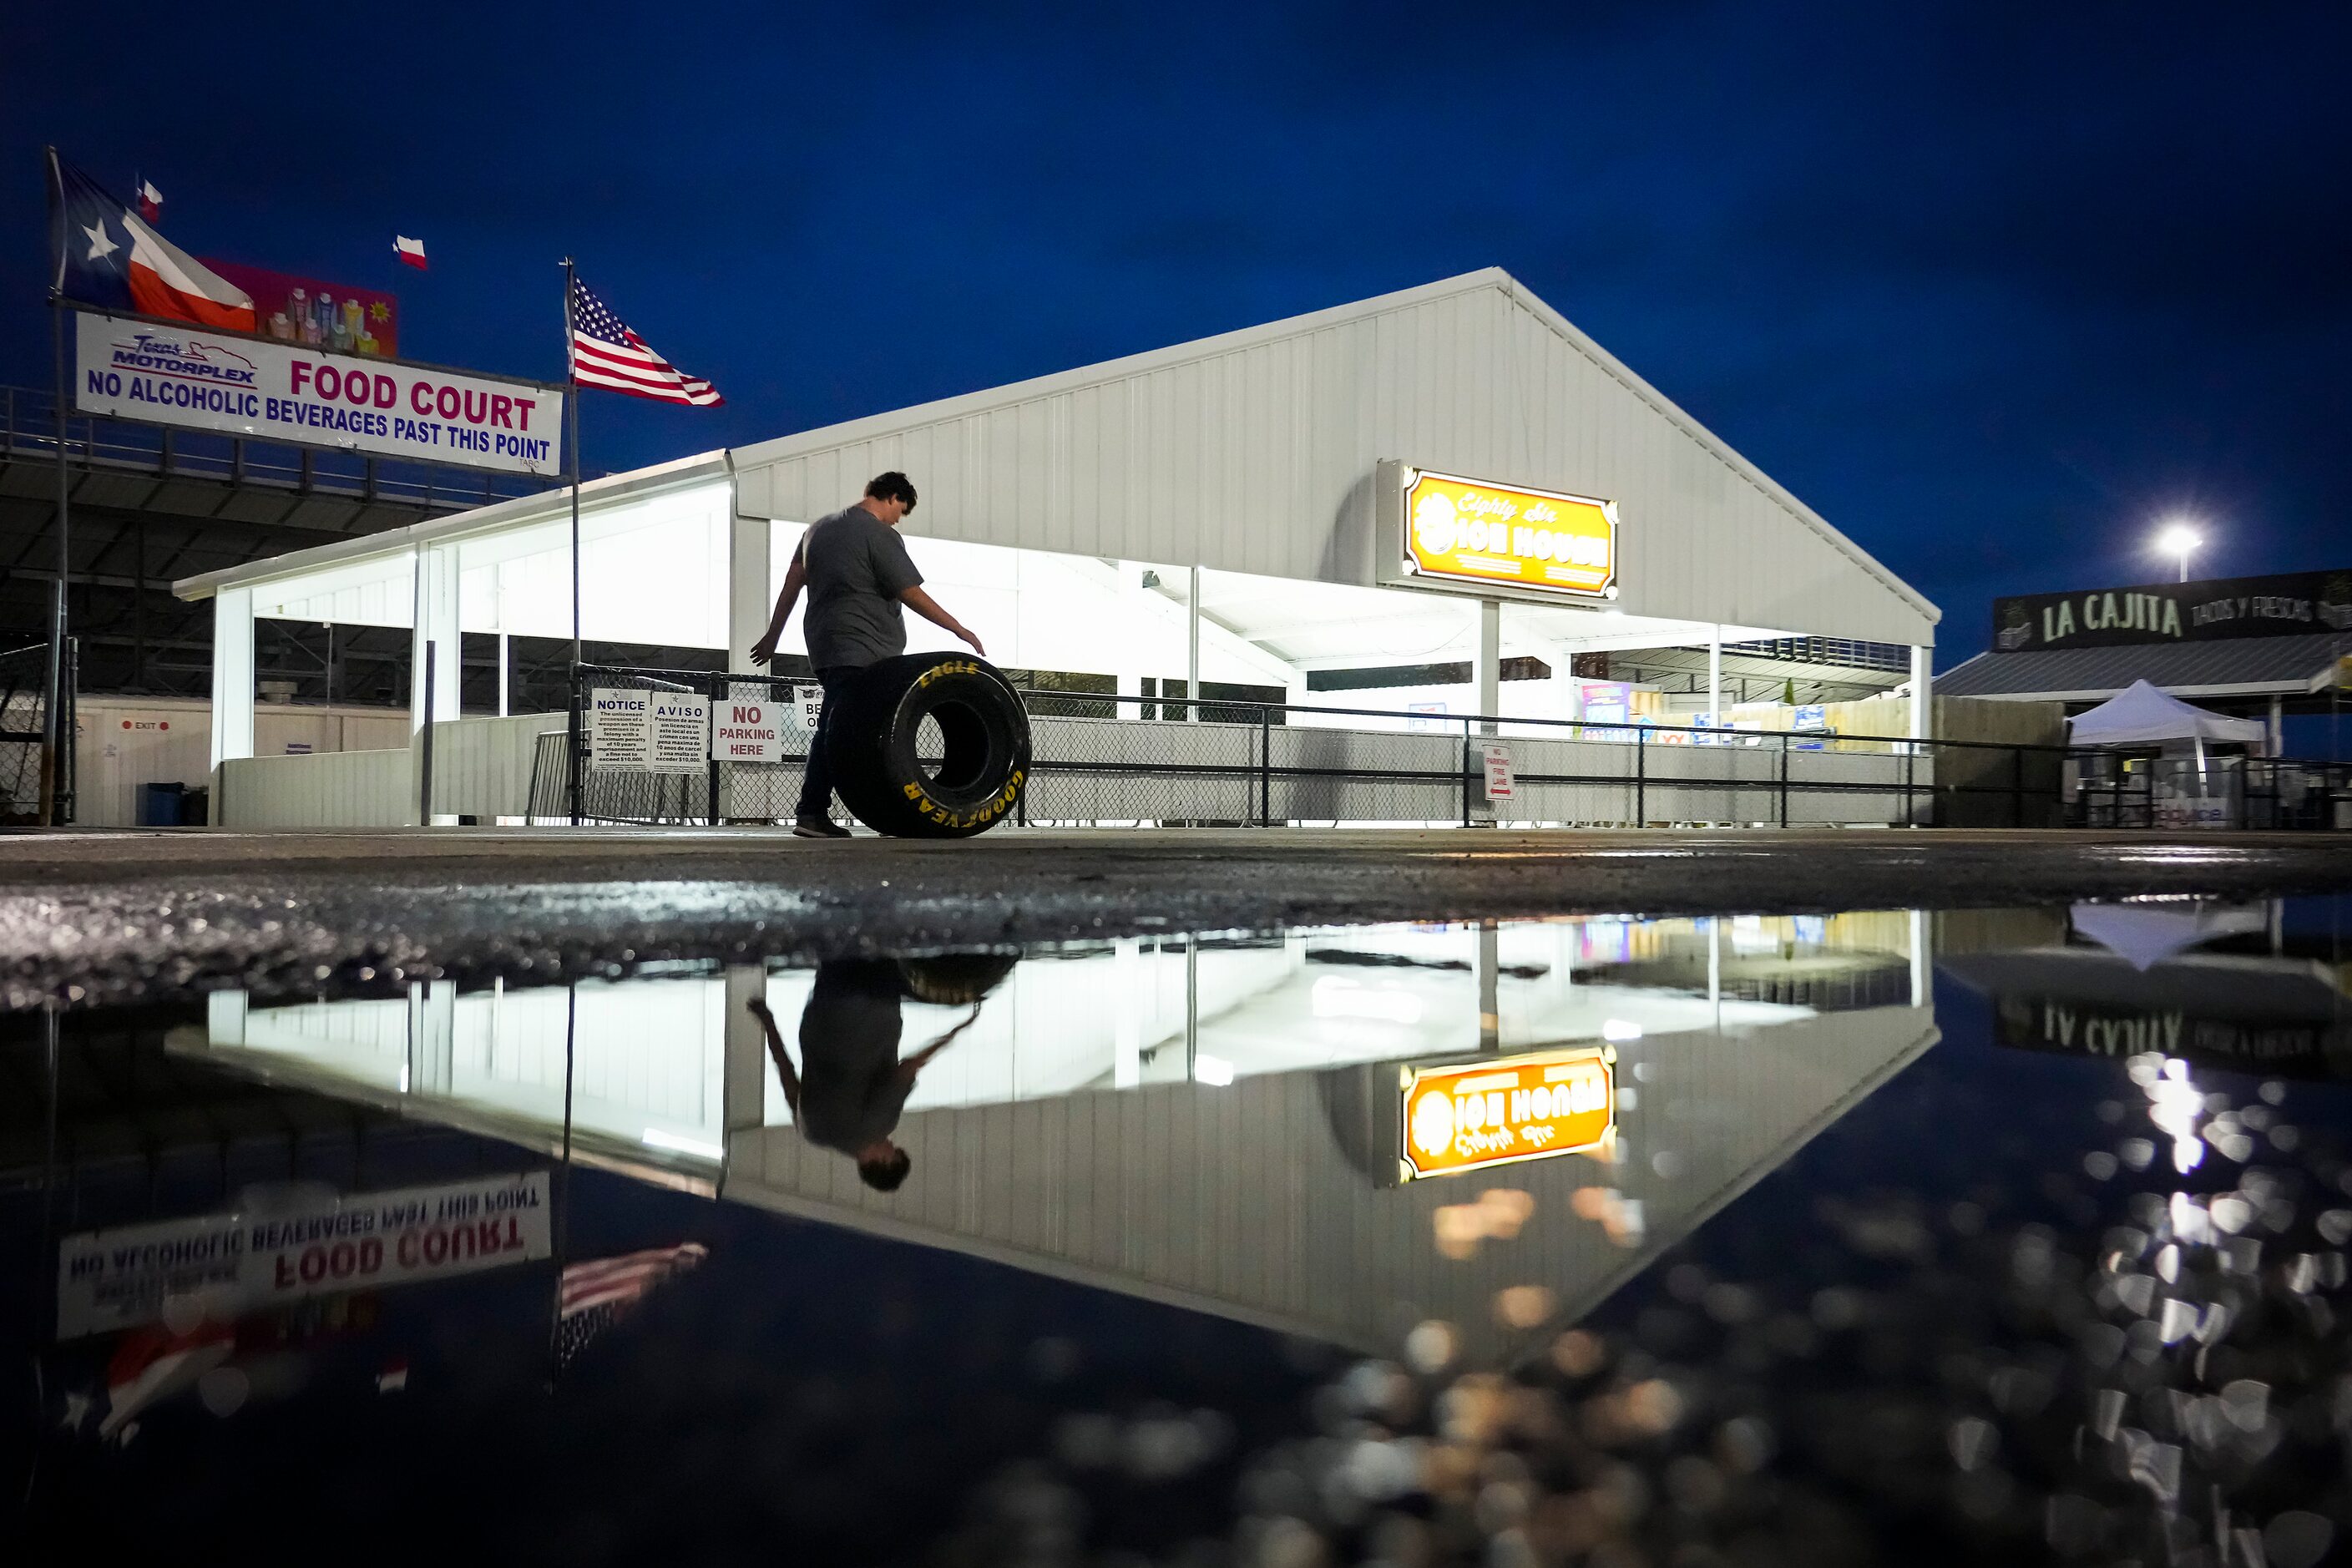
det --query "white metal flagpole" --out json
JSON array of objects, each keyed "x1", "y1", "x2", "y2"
[{"x1": 564, "y1": 259, "x2": 584, "y2": 826}]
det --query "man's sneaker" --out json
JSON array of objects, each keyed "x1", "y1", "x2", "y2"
[{"x1": 793, "y1": 816, "x2": 852, "y2": 839}]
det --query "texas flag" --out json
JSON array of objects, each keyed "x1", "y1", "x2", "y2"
[
  {"x1": 47, "y1": 150, "x2": 255, "y2": 333},
  {"x1": 393, "y1": 235, "x2": 427, "y2": 270},
  {"x1": 136, "y1": 178, "x2": 163, "y2": 223}
]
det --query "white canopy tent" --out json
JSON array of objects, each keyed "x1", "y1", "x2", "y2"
[{"x1": 2066, "y1": 680, "x2": 2269, "y2": 751}]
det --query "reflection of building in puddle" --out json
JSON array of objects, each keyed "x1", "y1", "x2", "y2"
[
  {"x1": 175, "y1": 913, "x2": 1940, "y2": 1356},
  {"x1": 1940, "y1": 899, "x2": 2352, "y2": 1080}
]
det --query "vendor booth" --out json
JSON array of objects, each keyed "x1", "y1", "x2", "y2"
[{"x1": 2066, "y1": 680, "x2": 2271, "y2": 828}]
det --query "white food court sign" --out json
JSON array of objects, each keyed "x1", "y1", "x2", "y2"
[
  {"x1": 56, "y1": 1171, "x2": 552, "y2": 1339},
  {"x1": 73, "y1": 309, "x2": 564, "y2": 477}
]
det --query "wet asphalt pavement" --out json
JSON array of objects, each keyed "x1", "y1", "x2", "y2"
[{"x1": 2, "y1": 826, "x2": 2349, "y2": 1008}]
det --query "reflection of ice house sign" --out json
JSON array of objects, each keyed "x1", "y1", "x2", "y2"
[
  {"x1": 1402, "y1": 468, "x2": 1619, "y2": 600},
  {"x1": 1399, "y1": 1045, "x2": 1616, "y2": 1181}
]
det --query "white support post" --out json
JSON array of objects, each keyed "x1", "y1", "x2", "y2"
[
  {"x1": 1477, "y1": 923, "x2": 1500, "y2": 1052},
  {"x1": 1707, "y1": 917, "x2": 1722, "y2": 1009},
  {"x1": 1475, "y1": 599, "x2": 1501, "y2": 736},
  {"x1": 497, "y1": 631, "x2": 510, "y2": 718},
  {"x1": 1707, "y1": 624, "x2": 1722, "y2": 731},
  {"x1": 1909, "y1": 645, "x2": 1933, "y2": 746},
  {"x1": 727, "y1": 512, "x2": 773, "y2": 678},
  {"x1": 1113, "y1": 937, "x2": 1142, "y2": 1087},
  {"x1": 1909, "y1": 908, "x2": 1929, "y2": 1009},
  {"x1": 209, "y1": 585, "x2": 255, "y2": 824},
  {"x1": 721, "y1": 964, "x2": 768, "y2": 1147},
  {"x1": 2268, "y1": 695, "x2": 2284, "y2": 757},
  {"x1": 1186, "y1": 564, "x2": 1202, "y2": 721},
  {"x1": 409, "y1": 545, "x2": 460, "y2": 827}
]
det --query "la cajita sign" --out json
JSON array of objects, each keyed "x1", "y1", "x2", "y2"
[
  {"x1": 1386, "y1": 464, "x2": 1620, "y2": 602},
  {"x1": 1399, "y1": 1044, "x2": 1616, "y2": 1181},
  {"x1": 1992, "y1": 569, "x2": 2352, "y2": 653}
]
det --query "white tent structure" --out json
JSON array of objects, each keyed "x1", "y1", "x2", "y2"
[{"x1": 2066, "y1": 680, "x2": 2269, "y2": 751}]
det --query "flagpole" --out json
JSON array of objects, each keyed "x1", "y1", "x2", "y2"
[
  {"x1": 43, "y1": 290, "x2": 71, "y2": 827},
  {"x1": 564, "y1": 258, "x2": 584, "y2": 827}
]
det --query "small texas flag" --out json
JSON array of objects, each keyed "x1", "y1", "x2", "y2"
[
  {"x1": 136, "y1": 179, "x2": 162, "y2": 223},
  {"x1": 393, "y1": 235, "x2": 427, "y2": 271}
]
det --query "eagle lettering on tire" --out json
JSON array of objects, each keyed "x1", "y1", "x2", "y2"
[{"x1": 825, "y1": 654, "x2": 1032, "y2": 839}]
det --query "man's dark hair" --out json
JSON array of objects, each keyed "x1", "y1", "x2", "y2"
[
  {"x1": 857, "y1": 1147, "x2": 913, "y2": 1191},
  {"x1": 864, "y1": 471, "x2": 917, "y2": 511}
]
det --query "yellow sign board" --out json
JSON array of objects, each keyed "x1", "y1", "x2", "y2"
[
  {"x1": 1399, "y1": 1044, "x2": 1616, "y2": 1181},
  {"x1": 1402, "y1": 469, "x2": 1618, "y2": 599}
]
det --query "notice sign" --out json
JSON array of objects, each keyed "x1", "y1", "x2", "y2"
[
  {"x1": 712, "y1": 698, "x2": 784, "y2": 763},
  {"x1": 589, "y1": 688, "x2": 651, "y2": 769},
  {"x1": 797, "y1": 685, "x2": 826, "y2": 731},
  {"x1": 56, "y1": 1171, "x2": 551, "y2": 1340},
  {"x1": 1400, "y1": 1046, "x2": 1615, "y2": 1181},
  {"x1": 1482, "y1": 743, "x2": 1515, "y2": 802},
  {"x1": 1401, "y1": 468, "x2": 1618, "y2": 600},
  {"x1": 73, "y1": 309, "x2": 564, "y2": 476}
]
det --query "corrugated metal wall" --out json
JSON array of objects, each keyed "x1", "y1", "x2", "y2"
[
  {"x1": 220, "y1": 747, "x2": 410, "y2": 827},
  {"x1": 732, "y1": 272, "x2": 1936, "y2": 648}
]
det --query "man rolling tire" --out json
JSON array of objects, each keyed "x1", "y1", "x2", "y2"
[
  {"x1": 749, "y1": 472, "x2": 988, "y2": 838},
  {"x1": 825, "y1": 653, "x2": 1029, "y2": 838}
]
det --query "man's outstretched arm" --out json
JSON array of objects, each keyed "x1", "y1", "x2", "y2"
[
  {"x1": 899, "y1": 585, "x2": 984, "y2": 657},
  {"x1": 747, "y1": 997, "x2": 802, "y2": 1114},
  {"x1": 896, "y1": 1004, "x2": 983, "y2": 1085},
  {"x1": 751, "y1": 554, "x2": 808, "y2": 666}
]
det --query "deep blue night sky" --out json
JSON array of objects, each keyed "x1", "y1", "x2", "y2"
[{"x1": 3, "y1": 3, "x2": 2346, "y2": 662}]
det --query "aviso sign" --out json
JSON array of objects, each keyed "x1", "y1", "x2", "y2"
[
  {"x1": 1399, "y1": 1044, "x2": 1616, "y2": 1181},
  {"x1": 1398, "y1": 468, "x2": 1619, "y2": 600}
]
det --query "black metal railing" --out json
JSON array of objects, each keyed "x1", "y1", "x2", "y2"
[{"x1": 503, "y1": 660, "x2": 2289, "y2": 832}]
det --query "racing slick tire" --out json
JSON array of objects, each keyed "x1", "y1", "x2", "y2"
[{"x1": 825, "y1": 653, "x2": 1029, "y2": 838}]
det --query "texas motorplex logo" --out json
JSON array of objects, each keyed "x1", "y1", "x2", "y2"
[{"x1": 107, "y1": 331, "x2": 258, "y2": 386}]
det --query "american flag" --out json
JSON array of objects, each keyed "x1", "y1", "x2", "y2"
[
  {"x1": 568, "y1": 276, "x2": 723, "y2": 406},
  {"x1": 556, "y1": 1241, "x2": 708, "y2": 1366}
]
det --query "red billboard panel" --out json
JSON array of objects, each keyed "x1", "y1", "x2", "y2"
[{"x1": 201, "y1": 258, "x2": 400, "y2": 358}]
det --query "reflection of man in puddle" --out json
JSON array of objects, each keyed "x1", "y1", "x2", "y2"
[{"x1": 748, "y1": 955, "x2": 1014, "y2": 1191}]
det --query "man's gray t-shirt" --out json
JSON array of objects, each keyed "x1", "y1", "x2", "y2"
[{"x1": 798, "y1": 504, "x2": 923, "y2": 670}]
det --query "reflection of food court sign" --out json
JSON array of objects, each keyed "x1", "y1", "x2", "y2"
[
  {"x1": 55, "y1": 1171, "x2": 551, "y2": 1339},
  {"x1": 1399, "y1": 1045, "x2": 1616, "y2": 1181},
  {"x1": 1396, "y1": 467, "x2": 1619, "y2": 601}
]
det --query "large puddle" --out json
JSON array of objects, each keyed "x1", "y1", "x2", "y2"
[{"x1": 5, "y1": 898, "x2": 2348, "y2": 1563}]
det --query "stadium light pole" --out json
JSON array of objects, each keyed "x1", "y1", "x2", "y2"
[{"x1": 2154, "y1": 521, "x2": 2202, "y2": 583}]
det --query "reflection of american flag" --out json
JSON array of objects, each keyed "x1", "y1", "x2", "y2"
[
  {"x1": 568, "y1": 277, "x2": 722, "y2": 406},
  {"x1": 557, "y1": 1242, "x2": 708, "y2": 1366}
]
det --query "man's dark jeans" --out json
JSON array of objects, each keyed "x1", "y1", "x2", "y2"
[{"x1": 795, "y1": 665, "x2": 854, "y2": 821}]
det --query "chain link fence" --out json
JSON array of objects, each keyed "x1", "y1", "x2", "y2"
[
  {"x1": 0, "y1": 639, "x2": 73, "y2": 825},
  {"x1": 508, "y1": 662, "x2": 2348, "y2": 832}
]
